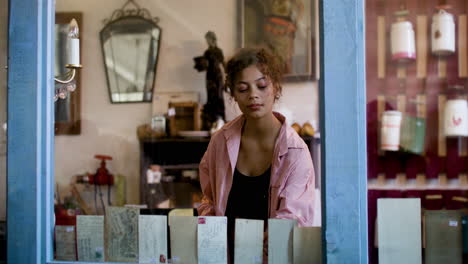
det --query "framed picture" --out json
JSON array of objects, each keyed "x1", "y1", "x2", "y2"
[{"x1": 238, "y1": 0, "x2": 318, "y2": 81}]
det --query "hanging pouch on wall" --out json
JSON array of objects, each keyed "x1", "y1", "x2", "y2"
[
  {"x1": 423, "y1": 190, "x2": 445, "y2": 210},
  {"x1": 381, "y1": 110, "x2": 402, "y2": 151},
  {"x1": 444, "y1": 85, "x2": 467, "y2": 137},
  {"x1": 400, "y1": 115, "x2": 426, "y2": 154},
  {"x1": 444, "y1": 99, "x2": 468, "y2": 137},
  {"x1": 444, "y1": 190, "x2": 468, "y2": 210},
  {"x1": 391, "y1": 10, "x2": 416, "y2": 63},
  {"x1": 431, "y1": 7, "x2": 456, "y2": 56}
]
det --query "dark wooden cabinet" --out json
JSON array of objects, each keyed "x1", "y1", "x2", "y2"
[
  {"x1": 140, "y1": 136, "x2": 321, "y2": 208},
  {"x1": 140, "y1": 138, "x2": 209, "y2": 208}
]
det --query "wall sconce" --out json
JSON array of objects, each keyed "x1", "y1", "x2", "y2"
[{"x1": 54, "y1": 18, "x2": 82, "y2": 101}]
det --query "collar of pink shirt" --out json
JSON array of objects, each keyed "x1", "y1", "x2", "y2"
[{"x1": 221, "y1": 111, "x2": 306, "y2": 186}]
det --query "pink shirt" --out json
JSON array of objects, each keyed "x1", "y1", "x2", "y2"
[{"x1": 198, "y1": 112, "x2": 315, "y2": 227}]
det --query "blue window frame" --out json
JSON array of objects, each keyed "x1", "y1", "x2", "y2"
[{"x1": 7, "y1": 0, "x2": 367, "y2": 263}]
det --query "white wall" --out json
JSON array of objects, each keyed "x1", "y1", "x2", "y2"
[
  {"x1": 0, "y1": 0, "x2": 8, "y2": 221},
  {"x1": 55, "y1": 0, "x2": 319, "y2": 204}
]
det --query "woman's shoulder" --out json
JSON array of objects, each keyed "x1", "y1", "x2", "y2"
[
  {"x1": 208, "y1": 128, "x2": 225, "y2": 144},
  {"x1": 218, "y1": 115, "x2": 244, "y2": 135},
  {"x1": 273, "y1": 112, "x2": 308, "y2": 150},
  {"x1": 208, "y1": 115, "x2": 244, "y2": 144},
  {"x1": 284, "y1": 125, "x2": 309, "y2": 150},
  {"x1": 277, "y1": 125, "x2": 313, "y2": 167}
]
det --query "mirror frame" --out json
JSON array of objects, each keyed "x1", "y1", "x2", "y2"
[
  {"x1": 55, "y1": 12, "x2": 82, "y2": 135},
  {"x1": 100, "y1": 15, "x2": 162, "y2": 104}
]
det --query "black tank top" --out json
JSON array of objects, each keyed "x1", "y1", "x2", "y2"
[{"x1": 225, "y1": 166, "x2": 271, "y2": 262}]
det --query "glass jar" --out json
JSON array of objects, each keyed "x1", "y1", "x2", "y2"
[{"x1": 444, "y1": 85, "x2": 468, "y2": 137}]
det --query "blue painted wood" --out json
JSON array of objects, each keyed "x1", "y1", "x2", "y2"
[
  {"x1": 6, "y1": 0, "x2": 369, "y2": 263},
  {"x1": 7, "y1": 0, "x2": 55, "y2": 263},
  {"x1": 319, "y1": 0, "x2": 368, "y2": 263},
  {"x1": 49, "y1": 262, "x2": 138, "y2": 264},
  {"x1": 42, "y1": 0, "x2": 56, "y2": 262}
]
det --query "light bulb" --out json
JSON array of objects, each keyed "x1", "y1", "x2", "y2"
[
  {"x1": 69, "y1": 19, "x2": 79, "y2": 39},
  {"x1": 67, "y1": 18, "x2": 80, "y2": 67}
]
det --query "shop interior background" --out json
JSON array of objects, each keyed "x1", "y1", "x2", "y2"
[{"x1": 53, "y1": 0, "x2": 320, "y2": 205}]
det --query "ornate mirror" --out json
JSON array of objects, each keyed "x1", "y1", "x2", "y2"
[
  {"x1": 55, "y1": 12, "x2": 82, "y2": 134},
  {"x1": 100, "y1": 0, "x2": 161, "y2": 103}
]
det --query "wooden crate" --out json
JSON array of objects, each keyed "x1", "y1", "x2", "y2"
[{"x1": 168, "y1": 102, "x2": 201, "y2": 137}]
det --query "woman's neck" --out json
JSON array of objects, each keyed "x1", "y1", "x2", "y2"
[{"x1": 243, "y1": 112, "x2": 282, "y2": 138}]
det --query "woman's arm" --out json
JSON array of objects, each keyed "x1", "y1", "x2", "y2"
[
  {"x1": 197, "y1": 149, "x2": 216, "y2": 216},
  {"x1": 274, "y1": 150, "x2": 315, "y2": 227}
]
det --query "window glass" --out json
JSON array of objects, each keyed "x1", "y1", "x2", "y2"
[
  {"x1": 54, "y1": 0, "x2": 322, "y2": 262},
  {"x1": 366, "y1": 0, "x2": 468, "y2": 263}
]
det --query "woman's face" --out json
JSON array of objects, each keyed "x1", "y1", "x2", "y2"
[{"x1": 233, "y1": 65, "x2": 277, "y2": 120}]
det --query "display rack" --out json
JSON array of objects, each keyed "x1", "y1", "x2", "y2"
[{"x1": 366, "y1": 1, "x2": 468, "y2": 263}]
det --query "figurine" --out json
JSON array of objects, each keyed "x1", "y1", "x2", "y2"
[
  {"x1": 194, "y1": 31, "x2": 226, "y2": 130},
  {"x1": 146, "y1": 165, "x2": 166, "y2": 208},
  {"x1": 146, "y1": 164, "x2": 162, "y2": 184},
  {"x1": 210, "y1": 115, "x2": 225, "y2": 135}
]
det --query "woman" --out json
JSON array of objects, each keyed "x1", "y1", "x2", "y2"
[{"x1": 198, "y1": 47, "x2": 315, "y2": 261}]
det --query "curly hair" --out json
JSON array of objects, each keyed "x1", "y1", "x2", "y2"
[{"x1": 225, "y1": 47, "x2": 284, "y2": 98}]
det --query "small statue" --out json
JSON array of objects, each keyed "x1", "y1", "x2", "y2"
[
  {"x1": 146, "y1": 165, "x2": 166, "y2": 208},
  {"x1": 194, "y1": 31, "x2": 226, "y2": 130},
  {"x1": 210, "y1": 116, "x2": 225, "y2": 135},
  {"x1": 146, "y1": 164, "x2": 162, "y2": 184}
]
